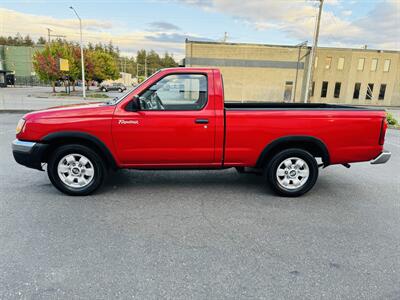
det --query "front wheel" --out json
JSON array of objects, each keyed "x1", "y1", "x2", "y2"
[
  {"x1": 47, "y1": 144, "x2": 106, "y2": 196},
  {"x1": 265, "y1": 148, "x2": 318, "y2": 197}
]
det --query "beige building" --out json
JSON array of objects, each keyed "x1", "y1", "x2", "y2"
[{"x1": 185, "y1": 40, "x2": 400, "y2": 107}]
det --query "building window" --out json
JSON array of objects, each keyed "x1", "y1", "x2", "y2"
[
  {"x1": 315, "y1": 57, "x2": 318, "y2": 69},
  {"x1": 338, "y1": 57, "x2": 345, "y2": 70},
  {"x1": 384, "y1": 59, "x2": 391, "y2": 72},
  {"x1": 366, "y1": 83, "x2": 374, "y2": 100},
  {"x1": 357, "y1": 58, "x2": 365, "y2": 71},
  {"x1": 353, "y1": 83, "x2": 361, "y2": 99},
  {"x1": 379, "y1": 84, "x2": 387, "y2": 100},
  {"x1": 321, "y1": 81, "x2": 328, "y2": 98},
  {"x1": 311, "y1": 81, "x2": 315, "y2": 97},
  {"x1": 283, "y1": 81, "x2": 293, "y2": 102},
  {"x1": 325, "y1": 57, "x2": 332, "y2": 69},
  {"x1": 334, "y1": 82, "x2": 341, "y2": 98},
  {"x1": 371, "y1": 58, "x2": 378, "y2": 71}
]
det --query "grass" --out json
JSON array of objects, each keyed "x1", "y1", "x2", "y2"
[{"x1": 86, "y1": 93, "x2": 110, "y2": 99}]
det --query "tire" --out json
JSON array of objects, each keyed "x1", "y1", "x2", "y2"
[
  {"x1": 265, "y1": 148, "x2": 318, "y2": 197},
  {"x1": 47, "y1": 144, "x2": 107, "y2": 196},
  {"x1": 118, "y1": 88, "x2": 123, "y2": 92},
  {"x1": 101, "y1": 87, "x2": 107, "y2": 92}
]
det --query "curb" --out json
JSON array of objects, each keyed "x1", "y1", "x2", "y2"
[{"x1": 0, "y1": 110, "x2": 35, "y2": 114}]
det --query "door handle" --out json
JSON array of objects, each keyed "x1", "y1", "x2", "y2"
[{"x1": 195, "y1": 119, "x2": 209, "y2": 124}]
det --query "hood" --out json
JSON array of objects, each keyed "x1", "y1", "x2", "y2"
[{"x1": 23, "y1": 102, "x2": 116, "y2": 120}]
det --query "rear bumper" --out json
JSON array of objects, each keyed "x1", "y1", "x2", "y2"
[
  {"x1": 12, "y1": 139, "x2": 48, "y2": 171},
  {"x1": 370, "y1": 150, "x2": 391, "y2": 165}
]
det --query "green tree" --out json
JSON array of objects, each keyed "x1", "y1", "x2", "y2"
[
  {"x1": 37, "y1": 36, "x2": 47, "y2": 45},
  {"x1": 85, "y1": 49, "x2": 119, "y2": 89}
]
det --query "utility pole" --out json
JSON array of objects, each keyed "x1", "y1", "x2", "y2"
[
  {"x1": 46, "y1": 28, "x2": 66, "y2": 43},
  {"x1": 223, "y1": 32, "x2": 228, "y2": 43},
  {"x1": 70, "y1": 6, "x2": 86, "y2": 99},
  {"x1": 305, "y1": 0, "x2": 324, "y2": 103},
  {"x1": 47, "y1": 28, "x2": 52, "y2": 43},
  {"x1": 294, "y1": 41, "x2": 308, "y2": 102},
  {"x1": 144, "y1": 58, "x2": 147, "y2": 78}
]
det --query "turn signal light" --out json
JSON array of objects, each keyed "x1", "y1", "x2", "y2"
[{"x1": 16, "y1": 119, "x2": 26, "y2": 134}]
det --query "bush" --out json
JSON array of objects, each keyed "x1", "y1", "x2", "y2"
[{"x1": 387, "y1": 112, "x2": 398, "y2": 126}]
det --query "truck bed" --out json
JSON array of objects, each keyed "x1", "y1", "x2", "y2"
[{"x1": 224, "y1": 102, "x2": 385, "y2": 111}]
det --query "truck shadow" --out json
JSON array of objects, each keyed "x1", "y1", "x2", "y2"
[{"x1": 102, "y1": 168, "x2": 270, "y2": 196}]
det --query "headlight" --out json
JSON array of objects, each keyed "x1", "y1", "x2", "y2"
[{"x1": 16, "y1": 119, "x2": 26, "y2": 134}]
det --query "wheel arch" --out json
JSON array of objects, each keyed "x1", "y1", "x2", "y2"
[
  {"x1": 41, "y1": 131, "x2": 118, "y2": 170},
  {"x1": 256, "y1": 135, "x2": 330, "y2": 168}
]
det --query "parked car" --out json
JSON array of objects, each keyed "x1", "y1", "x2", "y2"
[
  {"x1": 12, "y1": 67, "x2": 390, "y2": 196},
  {"x1": 99, "y1": 82, "x2": 126, "y2": 92}
]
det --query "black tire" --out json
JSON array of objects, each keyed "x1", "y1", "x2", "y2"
[
  {"x1": 118, "y1": 88, "x2": 123, "y2": 92},
  {"x1": 47, "y1": 144, "x2": 107, "y2": 196},
  {"x1": 265, "y1": 148, "x2": 318, "y2": 197},
  {"x1": 101, "y1": 87, "x2": 107, "y2": 92}
]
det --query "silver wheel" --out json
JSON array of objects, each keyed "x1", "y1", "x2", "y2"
[
  {"x1": 57, "y1": 153, "x2": 95, "y2": 189},
  {"x1": 276, "y1": 157, "x2": 309, "y2": 191}
]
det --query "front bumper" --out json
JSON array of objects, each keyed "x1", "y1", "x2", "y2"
[
  {"x1": 12, "y1": 139, "x2": 48, "y2": 171},
  {"x1": 370, "y1": 150, "x2": 391, "y2": 165}
]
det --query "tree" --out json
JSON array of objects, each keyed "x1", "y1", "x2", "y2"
[
  {"x1": 32, "y1": 41, "x2": 73, "y2": 92},
  {"x1": 84, "y1": 49, "x2": 119, "y2": 89},
  {"x1": 23, "y1": 35, "x2": 34, "y2": 46},
  {"x1": 37, "y1": 36, "x2": 47, "y2": 45},
  {"x1": 33, "y1": 45, "x2": 60, "y2": 92}
]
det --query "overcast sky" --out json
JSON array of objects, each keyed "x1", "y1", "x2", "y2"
[{"x1": 1, "y1": 0, "x2": 399, "y2": 58}]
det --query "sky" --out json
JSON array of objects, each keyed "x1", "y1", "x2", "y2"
[{"x1": 0, "y1": 0, "x2": 399, "y2": 59}]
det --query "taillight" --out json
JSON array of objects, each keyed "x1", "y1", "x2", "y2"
[{"x1": 379, "y1": 117, "x2": 388, "y2": 145}]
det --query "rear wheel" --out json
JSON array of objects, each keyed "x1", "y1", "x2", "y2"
[
  {"x1": 47, "y1": 144, "x2": 106, "y2": 196},
  {"x1": 265, "y1": 148, "x2": 318, "y2": 197}
]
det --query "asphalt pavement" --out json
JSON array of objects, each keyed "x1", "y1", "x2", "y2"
[
  {"x1": 0, "y1": 113, "x2": 399, "y2": 299},
  {"x1": 0, "y1": 86, "x2": 130, "y2": 111}
]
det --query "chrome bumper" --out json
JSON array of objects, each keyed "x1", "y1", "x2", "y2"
[
  {"x1": 370, "y1": 150, "x2": 391, "y2": 165},
  {"x1": 12, "y1": 139, "x2": 36, "y2": 153}
]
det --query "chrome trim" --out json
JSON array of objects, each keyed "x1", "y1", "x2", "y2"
[
  {"x1": 12, "y1": 139, "x2": 36, "y2": 153},
  {"x1": 371, "y1": 150, "x2": 391, "y2": 165}
]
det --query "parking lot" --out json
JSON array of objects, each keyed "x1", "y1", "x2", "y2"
[{"x1": 1, "y1": 112, "x2": 399, "y2": 299}]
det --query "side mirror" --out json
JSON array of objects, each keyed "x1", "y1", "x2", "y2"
[{"x1": 125, "y1": 95, "x2": 141, "y2": 111}]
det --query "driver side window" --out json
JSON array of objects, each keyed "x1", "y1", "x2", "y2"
[{"x1": 139, "y1": 74, "x2": 207, "y2": 110}]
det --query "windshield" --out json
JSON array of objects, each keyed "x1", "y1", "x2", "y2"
[{"x1": 107, "y1": 70, "x2": 162, "y2": 105}]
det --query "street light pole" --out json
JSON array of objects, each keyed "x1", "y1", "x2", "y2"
[
  {"x1": 70, "y1": 6, "x2": 86, "y2": 99},
  {"x1": 294, "y1": 41, "x2": 308, "y2": 102},
  {"x1": 305, "y1": 0, "x2": 324, "y2": 103}
]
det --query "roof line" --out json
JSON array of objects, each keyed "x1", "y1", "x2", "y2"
[{"x1": 185, "y1": 39, "x2": 400, "y2": 54}]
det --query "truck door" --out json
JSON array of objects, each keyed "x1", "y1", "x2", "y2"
[{"x1": 112, "y1": 72, "x2": 216, "y2": 166}]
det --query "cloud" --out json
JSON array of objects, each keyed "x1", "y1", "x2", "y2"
[
  {"x1": 148, "y1": 21, "x2": 180, "y2": 31},
  {"x1": 178, "y1": 0, "x2": 400, "y2": 50},
  {"x1": 341, "y1": 10, "x2": 352, "y2": 17},
  {"x1": 0, "y1": 8, "x2": 207, "y2": 58}
]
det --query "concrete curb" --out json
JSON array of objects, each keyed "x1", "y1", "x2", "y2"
[{"x1": 0, "y1": 110, "x2": 35, "y2": 114}]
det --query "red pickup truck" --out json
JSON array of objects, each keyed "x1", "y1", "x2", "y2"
[{"x1": 12, "y1": 67, "x2": 391, "y2": 197}]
